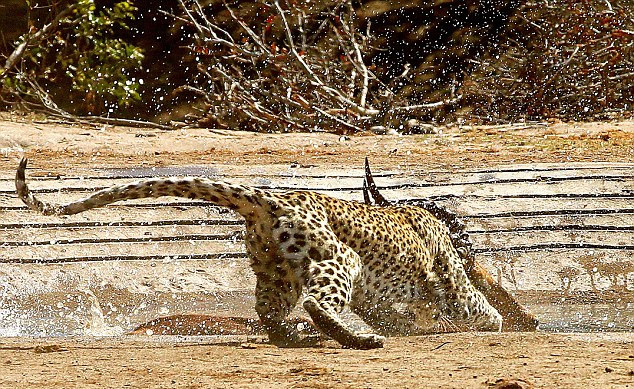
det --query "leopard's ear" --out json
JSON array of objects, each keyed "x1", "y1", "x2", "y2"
[
  {"x1": 15, "y1": 157, "x2": 29, "y2": 198},
  {"x1": 363, "y1": 157, "x2": 389, "y2": 206},
  {"x1": 362, "y1": 158, "x2": 372, "y2": 204}
]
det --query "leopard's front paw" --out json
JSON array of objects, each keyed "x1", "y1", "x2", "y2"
[
  {"x1": 474, "y1": 310, "x2": 503, "y2": 332},
  {"x1": 486, "y1": 310, "x2": 503, "y2": 332}
]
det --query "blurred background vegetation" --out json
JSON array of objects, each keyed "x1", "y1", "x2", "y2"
[{"x1": 1, "y1": 0, "x2": 633, "y2": 132}]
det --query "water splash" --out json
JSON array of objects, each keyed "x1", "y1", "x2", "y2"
[
  {"x1": 79, "y1": 288, "x2": 124, "y2": 336},
  {"x1": 0, "y1": 308, "x2": 22, "y2": 337}
]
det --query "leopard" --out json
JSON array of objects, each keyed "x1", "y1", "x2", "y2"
[
  {"x1": 16, "y1": 157, "x2": 503, "y2": 349},
  {"x1": 362, "y1": 158, "x2": 538, "y2": 332}
]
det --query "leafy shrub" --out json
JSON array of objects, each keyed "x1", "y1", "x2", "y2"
[{"x1": 2, "y1": 0, "x2": 144, "y2": 115}]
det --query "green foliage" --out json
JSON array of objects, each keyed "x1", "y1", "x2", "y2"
[
  {"x1": 6, "y1": 0, "x2": 144, "y2": 113},
  {"x1": 68, "y1": 1, "x2": 144, "y2": 107}
]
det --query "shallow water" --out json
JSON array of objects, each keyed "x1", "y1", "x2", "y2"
[
  {"x1": 531, "y1": 302, "x2": 634, "y2": 332},
  {"x1": 1, "y1": 292, "x2": 633, "y2": 337}
]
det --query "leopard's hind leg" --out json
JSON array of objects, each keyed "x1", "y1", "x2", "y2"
[
  {"x1": 248, "y1": 213, "x2": 326, "y2": 348},
  {"x1": 252, "y1": 262, "x2": 307, "y2": 347}
]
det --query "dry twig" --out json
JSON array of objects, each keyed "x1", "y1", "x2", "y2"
[{"x1": 173, "y1": 0, "x2": 451, "y2": 133}]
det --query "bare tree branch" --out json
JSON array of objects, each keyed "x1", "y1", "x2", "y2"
[{"x1": 3, "y1": 4, "x2": 78, "y2": 75}]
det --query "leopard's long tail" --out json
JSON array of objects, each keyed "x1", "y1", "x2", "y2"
[{"x1": 16, "y1": 158, "x2": 267, "y2": 217}]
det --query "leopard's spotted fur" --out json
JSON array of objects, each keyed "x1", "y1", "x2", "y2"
[
  {"x1": 362, "y1": 159, "x2": 538, "y2": 332},
  {"x1": 16, "y1": 158, "x2": 503, "y2": 349}
]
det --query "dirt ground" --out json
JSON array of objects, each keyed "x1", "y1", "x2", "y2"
[
  {"x1": 0, "y1": 333, "x2": 632, "y2": 389},
  {"x1": 1, "y1": 113, "x2": 634, "y2": 388},
  {"x1": 1, "y1": 112, "x2": 634, "y2": 172}
]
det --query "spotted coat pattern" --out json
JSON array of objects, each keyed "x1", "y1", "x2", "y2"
[
  {"x1": 16, "y1": 158, "x2": 502, "y2": 349},
  {"x1": 362, "y1": 158, "x2": 538, "y2": 332}
]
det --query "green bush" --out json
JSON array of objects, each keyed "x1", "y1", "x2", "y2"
[{"x1": 3, "y1": 0, "x2": 144, "y2": 115}]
